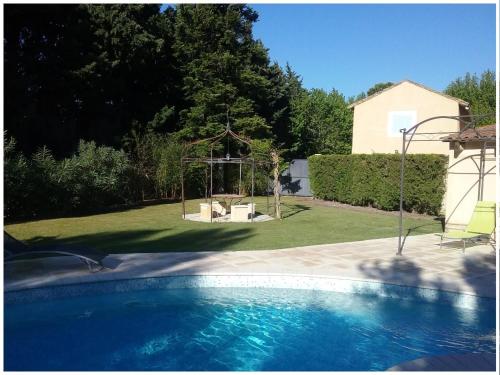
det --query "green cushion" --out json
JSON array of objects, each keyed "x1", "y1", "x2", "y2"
[{"x1": 465, "y1": 201, "x2": 496, "y2": 235}]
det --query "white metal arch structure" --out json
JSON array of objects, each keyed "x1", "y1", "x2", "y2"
[{"x1": 396, "y1": 114, "x2": 494, "y2": 255}]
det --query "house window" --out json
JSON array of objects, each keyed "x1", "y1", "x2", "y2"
[{"x1": 388, "y1": 111, "x2": 416, "y2": 137}]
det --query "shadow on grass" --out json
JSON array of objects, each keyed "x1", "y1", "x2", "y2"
[
  {"x1": 24, "y1": 227, "x2": 255, "y2": 254},
  {"x1": 280, "y1": 203, "x2": 311, "y2": 219},
  {"x1": 5, "y1": 227, "x2": 256, "y2": 286},
  {"x1": 5, "y1": 199, "x2": 181, "y2": 225}
]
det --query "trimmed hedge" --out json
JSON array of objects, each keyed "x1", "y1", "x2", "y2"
[{"x1": 308, "y1": 154, "x2": 448, "y2": 215}]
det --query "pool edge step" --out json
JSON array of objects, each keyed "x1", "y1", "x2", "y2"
[{"x1": 386, "y1": 353, "x2": 496, "y2": 371}]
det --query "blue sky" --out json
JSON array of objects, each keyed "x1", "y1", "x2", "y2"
[
  {"x1": 251, "y1": 4, "x2": 496, "y2": 98},
  {"x1": 161, "y1": 4, "x2": 496, "y2": 98}
]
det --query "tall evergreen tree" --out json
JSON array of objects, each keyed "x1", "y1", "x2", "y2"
[
  {"x1": 290, "y1": 88, "x2": 352, "y2": 157},
  {"x1": 173, "y1": 4, "x2": 281, "y2": 141},
  {"x1": 4, "y1": 5, "x2": 93, "y2": 155},
  {"x1": 4, "y1": 4, "x2": 180, "y2": 156},
  {"x1": 284, "y1": 63, "x2": 306, "y2": 100},
  {"x1": 445, "y1": 70, "x2": 496, "y2": 126}
]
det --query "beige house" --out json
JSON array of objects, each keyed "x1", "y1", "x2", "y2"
[
  {"x1": 349, "y1": 80, "x2": 470, "y2": 155},
  {"x1": 441, "y1": 125, "x2": 496, "y2": 230}
]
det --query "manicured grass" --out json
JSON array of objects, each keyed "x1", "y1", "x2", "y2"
[{"x1": 5, "y1": 197, "x2": 442, "y2": 253}]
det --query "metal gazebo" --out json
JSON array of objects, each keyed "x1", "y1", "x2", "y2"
[
  {"x1": 396, "y1": 113, "x2": 494, "y2": 255},
  {"x1": 180, "y1": 121, "x2": 275, "y2": 223}
]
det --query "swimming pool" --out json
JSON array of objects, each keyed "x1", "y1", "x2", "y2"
[{"x1": 4, "y1": 277, "x2": 496, "y2": 371}]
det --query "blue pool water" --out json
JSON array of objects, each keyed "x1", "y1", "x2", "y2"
[{"x1": 4, "y1": 286, "x2": 496, "y2": 371}]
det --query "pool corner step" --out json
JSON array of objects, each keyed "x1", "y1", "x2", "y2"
[{"x1": 386, "y1": 353, "x2": 496, "y2": 371}]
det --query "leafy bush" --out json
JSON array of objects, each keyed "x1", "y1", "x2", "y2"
[
  {"x1": 4, "y1": 136, "x2": 32, "y2": 218},
  {"x1": 4, "y1": 137, "x2": 133, "y2": 219},
  {"x1": 152, "y1": 136, "x2": 184, "y2": 199},
  {"x1": 308, "y1": 154, "x2": 448, "y2": 215},
  {"x1": 28, "y1": 146, "x2": 68, "y2": 215},
  {"x1": 68, "y1": 140, "x2": 132, "y2": 209},
  {"x1": 129, "y1": 132, "x2": 187, "y2": 200}
]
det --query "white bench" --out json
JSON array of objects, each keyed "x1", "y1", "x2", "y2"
[
  {"x1": 199, "y1": 203, "x2": 212, "y2": 220},
  {"x1": 230, "y1": 203, "x2": 256, "y2": 222}
]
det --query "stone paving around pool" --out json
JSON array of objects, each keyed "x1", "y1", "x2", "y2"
[{"x1": 4, "y1": 234, "x2": 496, "y2": 298}]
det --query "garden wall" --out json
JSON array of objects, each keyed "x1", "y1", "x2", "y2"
[{"x1": 308, "y1": 154, "x2": 448, "y2": 215}]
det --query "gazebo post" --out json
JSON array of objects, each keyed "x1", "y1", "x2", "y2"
[
  {"x1": 210, "y1": 147, "x2": 213, "y2": 223},
  {"x1": 239, "y1": 160, "x2": 242, "y2": 195},
  {"x1": 251, "y1": 159, "x2": 255, "y2": 223},
  {"x1": 478, "y1": 141, "x2": 486, "y2": 200},
  {"x1": 205, "y1": 165, "x2": 208, "y2": 201},
  {"x1": 181, "y1": 158, "x2": 186, "y2": 219},
  {"x1": 266, "y1": 166, "x2": 270, "y2": 215},
  {"x1": 397, "y1": 129, "x2": 406, "y2": 256}
]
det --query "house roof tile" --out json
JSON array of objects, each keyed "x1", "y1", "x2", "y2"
[{"x1": 441, "y1": 124, "x2": 496, "y2": 142}]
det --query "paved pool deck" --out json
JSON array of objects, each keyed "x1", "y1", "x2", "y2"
[{"x1": 4, "y1": 233, "x2": 497, "y2": 297}]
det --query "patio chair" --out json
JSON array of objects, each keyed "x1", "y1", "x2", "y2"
[
  {"x1": 211, "y1": 201, "x2": 227, "y2": 217},
  {"x1": 439, "y1": 201, "x2": 496, "y2": 253},
  {"x1": 4, "y1": 231, "x2": 110, "y2": 272}
]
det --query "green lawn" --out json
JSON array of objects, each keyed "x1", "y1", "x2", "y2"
[{"x1": 5, "y1": 197, "x2": 443, "y2": 253}]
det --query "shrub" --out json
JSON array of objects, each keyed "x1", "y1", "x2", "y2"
[
  {"x1": 29, "y1": 146, "x2": 67, "y2": 215},
  {"x1": 4, "y1": 136, "x2": 32, "y2": 218},
  {"x1": 129, "y1": 132, "x2": 188, "y2": 200},
  {"x1": 69, "y1": 140, "x2": 132, "y2": 209},
  {"x1": 4, "y1": 137, "x2": 134, "y2": 220},
  {"x1": 308, "y1": 154, "x2": 448, "y2": 215},
  {"x1": 152, "y1": 136, "x2": 183, "y2": 199}
]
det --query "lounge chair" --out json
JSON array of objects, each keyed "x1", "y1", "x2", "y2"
[
  {"x1": 4, "y1": 231, "x2": 109, "y2": 272},
  {"x1": 439, "y1": 201, "x2": 496, "y2": 252}
]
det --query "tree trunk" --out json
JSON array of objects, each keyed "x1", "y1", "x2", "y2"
[{"x1": 271, "y1": 151, "x2": 281, "y2": 219}]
